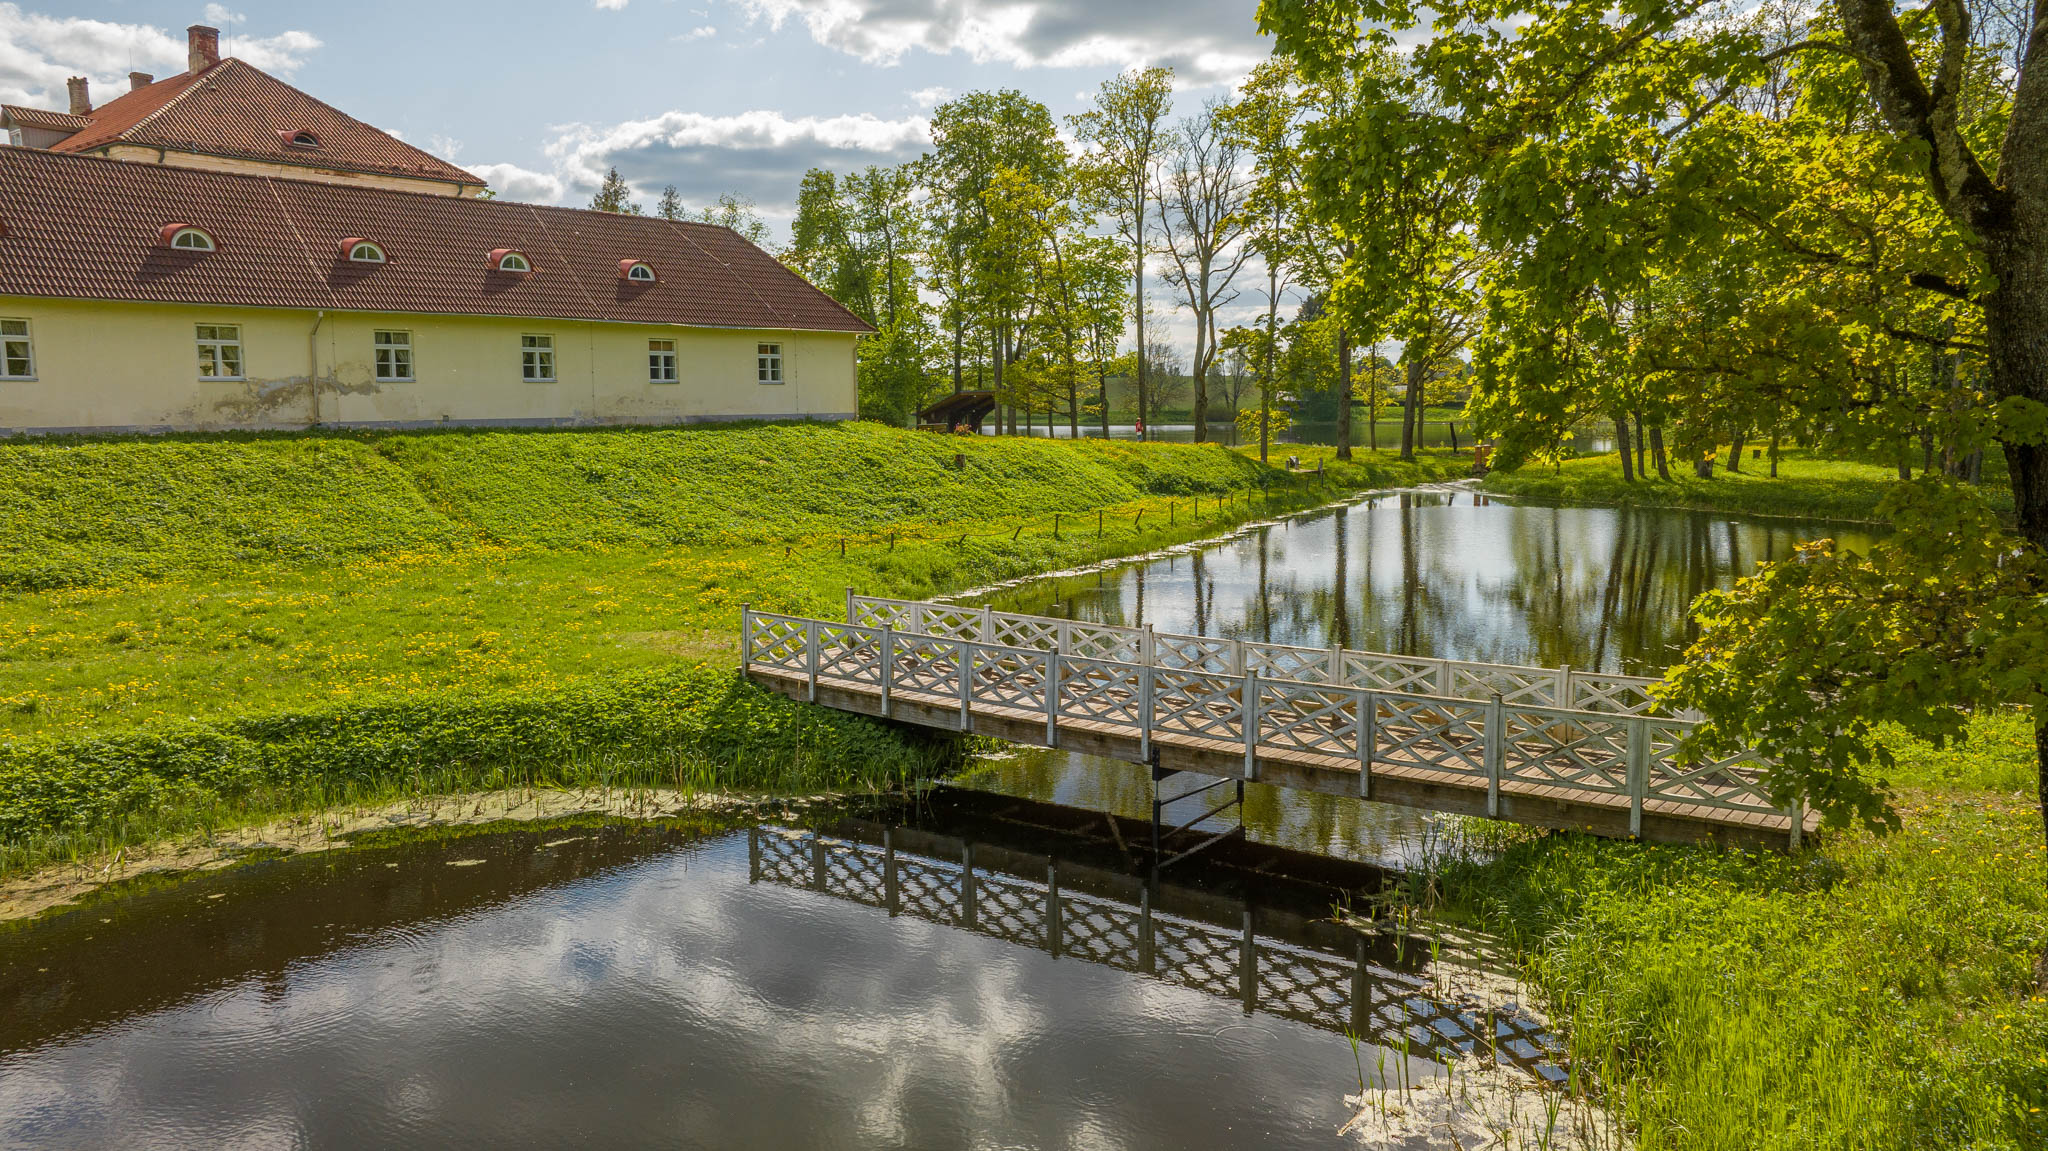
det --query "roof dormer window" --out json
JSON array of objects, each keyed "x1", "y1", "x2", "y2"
[
  {"x1": 490, "y1": 249, "x2": 532, "y2": 273},
  {"x1": 621, "y1": 260, "x2": 657, "y2": 282},
  {"x1": 284, "y1": 129, "x2": 321, "y2": 148},
  {"x1": 161, "y1": 224, "x2": 215, "y2": 251},
  {"x1": 343, "y1": 239, "x2": 386, "y2": 263}
]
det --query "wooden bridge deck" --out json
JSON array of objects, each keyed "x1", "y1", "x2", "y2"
[{"x1": 743, "y1": 599, "x2": 1820, "y2": 851}]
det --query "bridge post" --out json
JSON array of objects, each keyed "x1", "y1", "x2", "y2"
[
  {"x1": 1229, "y1": 637, "x2": 1245, "y2": 675},
  {"x1": 1138, "y1": 884, "x2": 1154, "y2": 974},
  {"x1": 957, "y1": 639, "x2": 973, "y2": 732},
  {"x1": 740, "y1": 607, "x2": 754, "y2": 669},
  {"x1": 1239, "y1": 911, "x2": 1257, "y2": 1015},
  {"x1": 844, "y1": 586, "x2": 855, "y2": 624},
  {"x1": 1556, "y1": 664, "x2": 1574, "y2": 709},
  {"x1": 1627, "y1": 717, "x2": 1650, "y2": 837},
  {"x1": 1328, "y1": 644, "x2": 1345, "y2": 684},
  {"x1": 884, "y1": 826, "x2": 900, "y2": 917},
  {"x1": 1356, "y1": 690, "x2": 1375, "y2": 799},
  {"x1": 1046, "y1": 860, "x2": 1062, "y2": 958},
  {"x1": 911, "y1": 601, "x2": 925, "y2": 635},
  {"x1": 1139, "y1": 663, "x2": 1155, "y2": 762},
  {"x1": 1789, "y1": 792, "x2": 1804, "y2": 850},
  {"x1": 1141, "y1": 624, "x2": 1156, "y2": 667},
  {"x1": 879, "y1": 626, "x2": 894, "y2": 718},
  {"x1": 1437, "y1": 658, "x2": 1456, "y2": 697},
  {"x1": 1350, "y1": 935, "x2": 1371, "y2": 1036},
  {"x1": 979, "y1": 606, "x2": 993, "y2": 644},
  {"x1": 961, "y1": 843, "x2": 977, "y2": 930},
  {"x1": 1057, "y1": 619, "x2": 1072, "y2": 655},
  {"x1": 1242, "y1": 671, "x2": 1261, "y2": 780},
  {"x1": 748, "y1": 825, "x2": 760, "y2": 882},
  {"x1": 1044, "y1": 652, "x2": 1061, "y2": 747},
  {"x1": 806, "y1": 619, "x2": 820, "y2": 702},
  {"x1": 1484, "y1": 693, "x2": 1504, "y2": 818},
  {"x1": 811, "y1": 834, "x2": 827, "y2": 892}
]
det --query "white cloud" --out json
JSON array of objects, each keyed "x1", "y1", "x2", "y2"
[
  {"x1": 467, "y1": 161, "x2": 567, "y2": 204},
  {"x1": 0, "y1": 4, "x2": 319, "y2": 108},
  {"x1": 679, "y1": 24, "x2": 717, "y2": 40},
  {"x1": 733, "y1": 0, "x2": 1266, "y2": 85},
  {"x1": 593, "y1": 0, "x2": 631, "y2": 9},
  {"x1": 201, "y1": 4, "x2": 244, "y2": 24},
  {"x1": 907, "y1": 85, "x2": 951, "y2": 107}
]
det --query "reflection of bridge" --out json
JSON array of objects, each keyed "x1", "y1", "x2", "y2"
[
  {"x1": 748, "y1": 820, "x2": 1563, "y2": 1075},
  {"x1": 742, "y1": 596, "x2": 1818, "y2": 850}
]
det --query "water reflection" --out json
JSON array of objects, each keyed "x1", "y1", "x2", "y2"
[
  {"x1": 0, "y1": 810, "x2": 1505, "y2": 1150},
  {"x1": 977, "y1": 490, "x2": 1878, "y2": 677},
  {"x1": 957, "y1": 492, "x2": 1877, "y2": 866}
]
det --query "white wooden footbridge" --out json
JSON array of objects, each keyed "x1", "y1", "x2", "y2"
[{"x1": 741, "y1": 594, "x2": 1819, "y2": 851}]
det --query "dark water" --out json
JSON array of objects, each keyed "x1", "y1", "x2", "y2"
[
  {"x1": 0, "y1": 795, "x2": 1544, "y2": 1149},
  {"x1": 955, "y1": 490, "x2": 1879, "y2": 867}
]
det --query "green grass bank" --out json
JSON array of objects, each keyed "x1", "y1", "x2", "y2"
[
  {"x1": 0, "y1": 421, "x2": 1462, "y2": 868},
  {"x1": 1481, "y1": 451, "x2": 2016, "y2": 524}
]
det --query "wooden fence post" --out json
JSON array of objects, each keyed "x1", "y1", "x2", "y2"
[
  {"x1": 845, "y1": 586, "x2": 855, "y2": 624},
  {"x1": 1556, "y1": 665, "x2": 1573, "y2": 709},
  {"x1": 1627, "y1": 717, "x2": 1650, "y2": 837},
  {"x1": 1229, "y1": 637, "x2": 1246, "y2": 675},
  {"x1": 1044, "y1": 653, "x2": 1061, "y2": 746},
  {"x1": 1357, "y1": 689, "x2": 1375, "y2": 799},
  {"x1": 958, "y1": 640, "x2": 973, "y2": 732},
  {"x1": 740, "y1": 607, "x2": 754, "y2": 669},
  {"x1": 806, "y1": 619, "x2": 820, "y2": 702},
  {"x1": 1484, "y1": 693, "x2": 1504, "y2": 817},
  {"x1": 1243, "y1": 671, "x2": 1261, "y2": 780},
  {"x1": 979, "y1": 606, "x2": 994, "y2": 644},
  {"x1": 1437, "y1": 658, "x2": 1456, "y2": 697},
  {"x1": 1789, "y1": 792, "x2": 1805, "y2": 850},
  {"x1": 1139, "y1": 663, "x2": 1155, "y2": 762},
  {"x1": 879, "y1": 625, "x2": 895, "y2": 718},
  {"x1": 1328, "y1": 644, "x2": 1345, "y2": 684}
]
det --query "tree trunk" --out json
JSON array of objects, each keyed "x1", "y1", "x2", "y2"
[
  {"x1": 1633, "y1": 410, "x2": 1648, "y2": 477},
  {"x1": 1134, "y1": 249, "x2": 1148, "y2": 442},
  {"x1": 1262, "y1": 264, "x2": 1277, "y2": 465},
  {"x1": 1615, "y1": 415, "x2": 1636, "y2": 482},
  {"x1": 951, "y1": 325, "x2": 963, "y2": 395},
  {"x1": 1099, "y1": 367, "x2": 1112, "y2": 441},
  {"x1": 1769, "y1": 430, "x2": 1782, "y2": 478},
  {"x1": 1399, "y1": 354, "x2": 1424, "y2": 462},
  {"x1": 1335, "y1": 327, "x2": 1354, "y2": 461},
  {"x1": 1694, "y1": 449, "x2": 1713, "y2": 479},
  {"x1": 1726, "y1": 427, "x2": 1746, "y2": 473},
  {"x1": 1192, "y1": 316, "x2": 1209, "y2": 444},
  {"x1": 1649, "y1": 424, "x2": 1671, "y2": 480}
]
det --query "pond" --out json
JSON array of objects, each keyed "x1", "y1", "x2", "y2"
[
  {"x1": 0, "y1": 793, "x2": 1579, "y2": 1149},
  {"x1": 0, "y1": 490, "x2": 1872, "y2": 1146},
  {"x1": 956, "y1": 489, "x2": 1878, "y2": 867}
]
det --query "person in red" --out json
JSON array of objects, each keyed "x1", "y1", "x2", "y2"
[{"x1": 1134, "y1": 417, "x2": 1145, "y2": 441}]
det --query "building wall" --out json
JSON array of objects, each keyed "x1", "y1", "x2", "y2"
[
  {"x1": 94, "y1": 144, "x2": 483, "y2": 197},
  {"x1": 0, "y1": 296, "x2": 859, "y2": 432}
]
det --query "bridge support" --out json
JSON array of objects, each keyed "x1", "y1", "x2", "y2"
[{"x1": 1149, "y1": 748, "x2": 1246, "y2": 879}]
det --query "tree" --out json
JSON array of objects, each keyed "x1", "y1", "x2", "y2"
[
  {"x1": 787, "y1": 165, "x2": 935, "y2": 424},
  {"x1": 1260, "y1": 0, "x2": 2048, "y2": 834},
  {"x1": 1157, "y1": 100, "x2": 1253, "y2": 444},
  {"x1": 656, "y1": 184, "x2": 684, "y2": 221},
  {"x1": 921, "y1": 90, "x2": 1068, "y2": 433},
  {"x1": 590, "y1": 167, "x2": 641, "y2": 215},
  {"x1": 692, "y1": 192, "x2": 769, "y2": 247},
  {"x1": 1071, "y1": 68, "x2": 1174, "y2": 440},
  {"x1": 1219, "y1": 60, "x2": 1310, "y2": 463}
]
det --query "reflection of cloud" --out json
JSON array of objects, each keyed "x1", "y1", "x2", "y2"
[
  {"x1": 0, "y1": 4, "x2": 320, "y2": 108},
  {"x1": 735, "y1": 0, "x2": 1267, "y2": 85},
  {"x1": 0, "y1": 836, "x2": 1364, "y2": 1147}
]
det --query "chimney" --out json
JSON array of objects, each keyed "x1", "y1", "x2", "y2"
[
  {"x1": 66, "y1": 77, "x2": 90, "y2": 117},
  {"x1": 129, "y1": 71, "x2": 154, "y2": 93},
  {"x1": 187, "y1": 25, "x2": 220, "y2": 73}
]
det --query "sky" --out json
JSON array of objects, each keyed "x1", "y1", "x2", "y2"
[{"x1": 3, "y1": 1, "x2": 1288, "y2": 360}]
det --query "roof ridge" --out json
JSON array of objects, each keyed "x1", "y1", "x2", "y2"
[
  {"x1": 117, "y1": 59, "x2": 224, "y2": 141},
  {"x1": 215, "y1": 58, "x2": 482, "y2": 182},
  {"x1": 660, "y1": 218, "x2": 792, "y2": 328},
  {"x1": 265, "y1": 176, "x2": 342, "y2": 310},
  {"x1": 525, "y1": 201, "x2": 605, "y2": 318}
]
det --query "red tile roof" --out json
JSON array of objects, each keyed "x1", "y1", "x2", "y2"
[
  {"x1": 51, "y1": 60, "x2": 482, "y2": 189},
  {"x1": 0, "y1": 147, "x2": 871, "y2": 333},
  {"x1": 1, "y1": 106, "x2": 91, "y2": 132}
]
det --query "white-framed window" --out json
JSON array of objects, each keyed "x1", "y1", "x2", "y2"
[
  {"x1": 196, "y1": 324, "x2": 243, "y2": 380},
  {"x1": 289, "y1": 129, "x2": 320, "y2": 148},
  {"x1": 349, "y1": 241, "x2": 386, "y2": 263},
  {"x1": 757, "y1": 342, "x2": 783, "y2": 384},
  {"x1": 170, "y1": 227, "x2": 215, "y2": 251},
  {"x1": 498, "y1": 251, "x2": 531, "y2": 272},
  {"x1": 648, "y1": 338, "x2": 677, "y2": 383},
  {"x1": 0, "y1": 319, "x2": 33, "y2": 380},
  {"x1": 521, "y1": 334, "x2": 555, "y2": 382},
  {"x1": 374, "y1": 330, "x2": 413, "y2": 382},
  {"x1": 628, "y1": 263, "x2": 656, "y2": 282}
]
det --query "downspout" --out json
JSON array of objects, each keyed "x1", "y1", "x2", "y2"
[{"x1": 308, "y1": 310, "x2": 326, "y2": 426}]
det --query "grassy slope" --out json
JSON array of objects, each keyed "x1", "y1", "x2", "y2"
[
  {"x1": 0, "y1": 423, "x2": 1461, "y2": 862},
  {"x1": 1481, "y1": 451, "x2": 2018, "y2": 524},
  {"x1": 1439, "y1": 715, "x2": 2046, "y2": 1149}
]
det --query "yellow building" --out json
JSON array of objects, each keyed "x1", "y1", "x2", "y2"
[{"x1": 0, "y1": 26, "x2": 867, "y2": 434}]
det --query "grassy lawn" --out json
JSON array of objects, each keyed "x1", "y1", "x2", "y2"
[
  {"x1": 1433, "y1": 712, "x2": 2047, "y2": 1148},
  {"x1": 0, "y1": 422, "x2": 1463, "y2": 866},
  {"x1": 1483, "y1": 450, "x2": 2017, "y2": 524}
]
